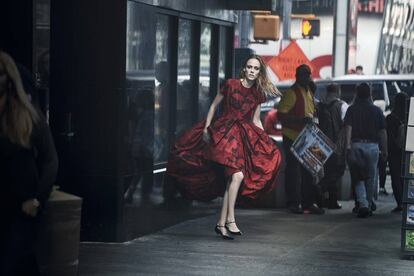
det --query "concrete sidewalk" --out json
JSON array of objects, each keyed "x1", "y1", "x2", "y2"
[{"x1": 79, "y1": 194, "x2": 414, "y2": 276}]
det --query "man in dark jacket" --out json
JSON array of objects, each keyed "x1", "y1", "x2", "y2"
[
  {"x1": 344, "y1": 83, "x2": 387, "y2": 218},
  {"x1": 317, "y1": 83, "x2": 346, "y2": 209}
]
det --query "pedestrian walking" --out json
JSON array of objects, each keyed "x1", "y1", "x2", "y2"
[
  {"x1": 386, "y1": 92, "x2": 408, "y2": 212},
  {"x1": 317, "y1": 83, "x2": 346, "y2": 209},
  {"x1": 344, "y1": 83, "x2": 387, "y2": 218}
]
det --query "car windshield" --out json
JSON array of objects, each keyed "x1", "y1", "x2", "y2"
[
  {"x1": 397, "y1": 80, "x2": 414, "y2": 96},
  {"x1": 339, "y1": 84, "x2": 357, "y2": 104},
  {"x1": 371, "y1": 82, "x2": 384, "y2": 101}
]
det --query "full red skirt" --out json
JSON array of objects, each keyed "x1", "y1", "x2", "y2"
[{"x1": 167, "y1": 118, "x2": 281, "y2": 201}]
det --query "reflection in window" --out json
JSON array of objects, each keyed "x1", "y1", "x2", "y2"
[
  {"x1": 126, "y1": 2, "x2": 155, "y2": 72},
  {"x1": 176, "y1": 19, "x2": 194, "y2": 135},
  {"x1": 34, "y1": 0, "x2": 50, "y2": 116},
  {"x1": 198, "y1": 23, "x2": 212, "y2": 119},
  {"x1": 154, "y1": 15, "x2": 170, "y2": 164},
  {"x1": 218, "y1": 26, "x2": 228, "y2": 86},
  {"x1": 124, "y1": 1, "x2": 155, "y2": 204}
]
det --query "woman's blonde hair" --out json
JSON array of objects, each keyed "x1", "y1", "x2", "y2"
[
  {"x1": 239, "y1": 54, "x2": 280, "y2": 97},
  {"x1": 0, "y1": 51, "x2": 39, "y2": 148}
]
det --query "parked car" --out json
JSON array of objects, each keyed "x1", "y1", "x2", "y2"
[
  {"x1": 314, "y1": 74, "x2": 414, "y2": 114},
  {"x1": 261, "y1": 74, "x2": 414, "y2": 141}
]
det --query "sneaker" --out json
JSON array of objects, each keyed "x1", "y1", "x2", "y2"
[
  {"x1": 379, "y1": 187, "x2": 389, "y2": 196},
  {"x1": 303, "y1": 205, "x2": 325, "y2": 215},
  {"x1": 371, "y1": 201, "x2": 377, "y2": 212},
  {"x1": 288, "y1": 205, "x2": 304, "y2": 214},
  {"x1": 352, "y1": 203, "x2": 359, "y2": 214},
  {"x1": 357, "y1": 207, "x2": 371, "y2": 218},
  {"x1": 391, "y1": 206, "x2": 403, "y2": 213}
]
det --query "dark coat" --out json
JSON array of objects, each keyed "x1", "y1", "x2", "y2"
[{"x1": 0, "y1": 117, "x2": 58, "y2": 220}]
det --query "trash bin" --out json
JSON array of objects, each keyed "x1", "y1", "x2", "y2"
[{"x1": 36, "y1": 190, "x2": 82, "y2": 276}]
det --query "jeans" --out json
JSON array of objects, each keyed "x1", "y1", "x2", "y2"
[{"x1": 351, "y1": 142, "x2": 379, "y2": 209}]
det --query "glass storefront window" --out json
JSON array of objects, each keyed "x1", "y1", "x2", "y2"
[
  {"x1": 198, "y1": 23, "x2": 212, "y2": 119},
  {"x1": 154, "y1": 15, "x2": 171, "y2": 165},
  {"x1": 124, "y1": 1, "x2": 156, "y2": 205},
  {"x1": 126, "y1": 3, "x2": 156, "y2": 72},
  {"x1": 176, "y1": 19, "x2": 194, "y2": 135},
  {"x1": 34, "y1": 0, "x2": 51, "y2": 117},
  {"x1": 218, "y1": 26, "x2": 228, "y2": 87}
]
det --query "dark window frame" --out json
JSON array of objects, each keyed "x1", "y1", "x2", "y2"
[{"x1": 151, "y1": 6, "x2": 234, "y2": 169}]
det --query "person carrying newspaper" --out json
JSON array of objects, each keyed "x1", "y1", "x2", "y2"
[{"x1": 278, "y1": 64, "x2": 324, "y2": 215}]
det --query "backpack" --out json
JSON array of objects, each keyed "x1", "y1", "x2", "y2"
[
  {"x1": 317, "y1": 100, "x2": 346, "y2": 174},
  {"x1": 317, "y1": 99, "x2": 343, "y2": 143}
]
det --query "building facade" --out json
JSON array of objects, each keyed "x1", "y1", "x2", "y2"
[{"x1": 1, "y1": 0, "x2": 241, "y2": 242}]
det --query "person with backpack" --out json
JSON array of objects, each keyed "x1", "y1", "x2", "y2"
[
  {"x1": 386, "y1": 92, "x2": 408, "y2": 213},
  {"x1": 317, "y1": 83, "x2": 347, "y2": 209}
]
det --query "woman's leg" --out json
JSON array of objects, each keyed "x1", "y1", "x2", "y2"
[
  {"x1": 226, "y1": 172, "x2": 244, "y2": 232},
  {"x1": 215, "y1": 179, "x2": 232, "y2": 238},
  {"x1": 217, "y1": 182, "x2": 230, "y2": 226}
]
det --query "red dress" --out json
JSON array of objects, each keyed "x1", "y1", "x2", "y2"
[{"x1": 167, "y1": 79, "x2": 281, "y2": 201}]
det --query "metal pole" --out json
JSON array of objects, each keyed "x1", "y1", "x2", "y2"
[
  {"x1": 333, "y1": 0, "x2": 349, "y2": 77},
  {"x1": 281, "y1": 0, "x2": 292, "y2": 50},
  {"x1": 239, "y1": 10, "x2": 251, "y2": 48}
]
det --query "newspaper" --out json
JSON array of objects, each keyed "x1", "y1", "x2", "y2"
[{"x1": 290, "y1": 124, "x2": 335, "y2": 176}]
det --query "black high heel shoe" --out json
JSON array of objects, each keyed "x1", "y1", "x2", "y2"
[
  {"x1": 214, "y1": 225, "x2": 234, "y2": 240},
  {"x1": 225, "y1": 221, "x2": 243, "y2": 235}
]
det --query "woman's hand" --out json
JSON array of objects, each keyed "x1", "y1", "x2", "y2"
[
  {"x1": 22, "y1": 198, "x2": 40, "y2": 217},
  {"x1": 202, "y1": 128, "x2": 210, "y2": 143}
]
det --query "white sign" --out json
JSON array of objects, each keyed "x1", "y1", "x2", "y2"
[
  {"x1": 408, "y1": 97, "x2": 414, "y2": 126},
  {"x1": 406, "y1": 126, "x2": 414, "y2": 152},
  {"x1": 406, "y1": 98, "x2": 414, "y2": 152}
]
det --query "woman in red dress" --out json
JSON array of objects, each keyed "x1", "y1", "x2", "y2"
[{"x1": 167, "y1": 55, "x2": 281, "y2": 239}]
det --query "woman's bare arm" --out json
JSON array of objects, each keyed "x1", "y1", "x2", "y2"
[
  {"x1": 204, "y1": 92, "x2": 224, "y2": 131},
  {"x1": 253, "y1": 104, "x2": 264, "y2": 130}
]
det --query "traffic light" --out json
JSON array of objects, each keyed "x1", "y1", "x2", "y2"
[
  {"x1": 302, "y1": 19, "x2": 320, "y2": 38},
  {"x1": 253, "y1": 14, "x2": 280, "y2": 41}
]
